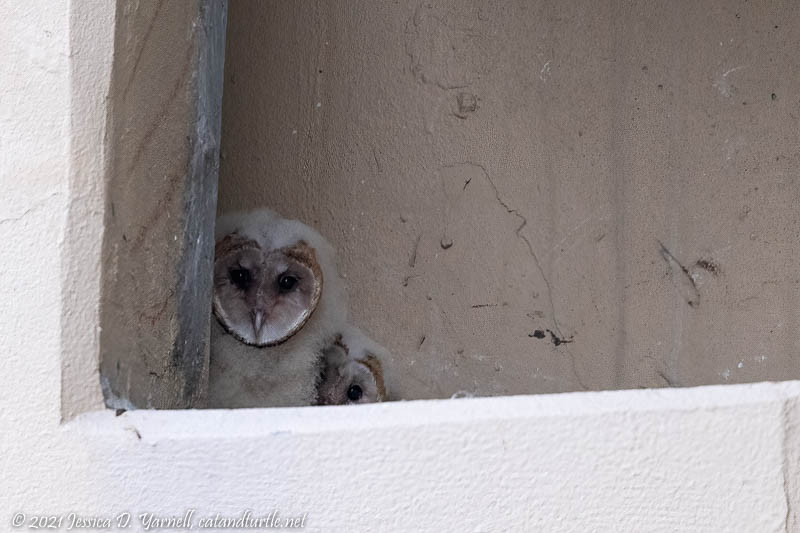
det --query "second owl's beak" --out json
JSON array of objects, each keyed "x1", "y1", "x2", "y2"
[{"x1": 252, "y1": 310, "x2": 265, "y2": 335}]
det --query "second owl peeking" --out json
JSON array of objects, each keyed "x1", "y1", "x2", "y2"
[{"x1": 208, "y1": 208, "x2": 389, "y2": 407}]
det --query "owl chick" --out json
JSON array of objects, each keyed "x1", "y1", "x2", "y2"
[
  {"x1": 316, "y1": 326, "x2": 389, "y2": 405},
  {"x1": 208, "y1": 208, "x2": 347, "y2": 408}
]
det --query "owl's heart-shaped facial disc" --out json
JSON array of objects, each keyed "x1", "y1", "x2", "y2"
[{"x1": 212, "y1": 235, "x2": 323, "y2": 347}]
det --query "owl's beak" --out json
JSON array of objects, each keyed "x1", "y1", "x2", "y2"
[{"x1": 252, "y1": 310, "x2": 265, "y2": 335}]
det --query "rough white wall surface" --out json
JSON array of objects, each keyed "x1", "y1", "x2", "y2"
[
  {"x1": 0, "y1": 0, "x2": 70, "y2": 441},
  {"x1": 6, "y1": 383, "x2": 800, "y2": 533},
  {"x1": 62, "y1": 0, "x2": 115, "y2": 418},
  {"x1": 0, "y1": 0, "x2": 71, "y2": 515},
  {"x1": 219, "y1": 1, "x2": 800, "y2": 401}
]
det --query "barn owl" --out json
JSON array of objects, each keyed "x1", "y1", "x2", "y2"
[
  {"x1": 316, "y1": 326, "x2": 389, "y2": 405},
  {"x1": 208, "y1": 208, "x2": 347, "y2": 408}
]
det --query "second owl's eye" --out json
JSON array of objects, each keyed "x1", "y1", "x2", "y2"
[
  {"x1": 347, "y1": 384, "x2": 363, "y2": 402},
  {"x1": 278, "y1": 274, "x2": 299, "y2": 292},
  {"x1": 229, "y1": 268, "x2": 252, "y2": 290}
]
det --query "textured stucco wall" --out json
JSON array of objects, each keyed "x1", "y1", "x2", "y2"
[
  {"x1": 0, "y1": 0, "x2": 70, "y2": 435},
  {"x1": 61, "y1": 0, "x2": 116, "y2": 419},
  {"x1": 219, "y1": 1, "x2": 800, "y2": 401},
  {"x1": 0, "y1": 0, "x2": 97, "y2": 514},
  {"x1": 4, "y1": 4, "x2": 800, "y2": 531}
]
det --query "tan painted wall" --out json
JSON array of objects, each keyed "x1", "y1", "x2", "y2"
[{"x1": 219, "y1": 1, "x2": 800, "y2": 400}]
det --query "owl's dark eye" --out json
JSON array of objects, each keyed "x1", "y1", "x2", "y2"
[
  {"x1": 229, "y1": 268, "x2": 252, "y2": 290},
  {"x1": 277, "y1": 274, "x2": 299, "y2": 292},
  {"x1": 346, "y1": 384, "x2": 363, "y2": 402}
]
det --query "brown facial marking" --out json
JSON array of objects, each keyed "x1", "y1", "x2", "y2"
[
  {"x1": 282, "y1": 240, "x2": 324, "y2": 296},
  {"x1": 212, "y1": 235, "x2": 258, "y2": 340},
  {"x1": 272, "y1": 240, "x2": 324, "y2": 343},
  {"x1": 215, "y1": 233, "x2": 260, "y2": 259},
  {"x1": 361, "y1": 353, "x2": 387, "y2": 401}
]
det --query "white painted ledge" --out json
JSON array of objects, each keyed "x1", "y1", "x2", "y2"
[{"x1": 39, "y1": 381, "x2": 798, "y2": 532}]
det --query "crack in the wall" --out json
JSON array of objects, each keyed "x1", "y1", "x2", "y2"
[
  {"x1": 658, "y1": 239, "x2": 701, "y2": 308},
  {"x1": 445, "y1": 162, "x2": 566, "y2": 339},
  {"x1": 442, "y1": 162, "x2": 591, "y2": 390},
  {"x1": 441, "y1": 162, "x2": 590, "y2": 389},
  {"x1": 0, "y1": 192, "x2": 61, "y2": 226}
]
